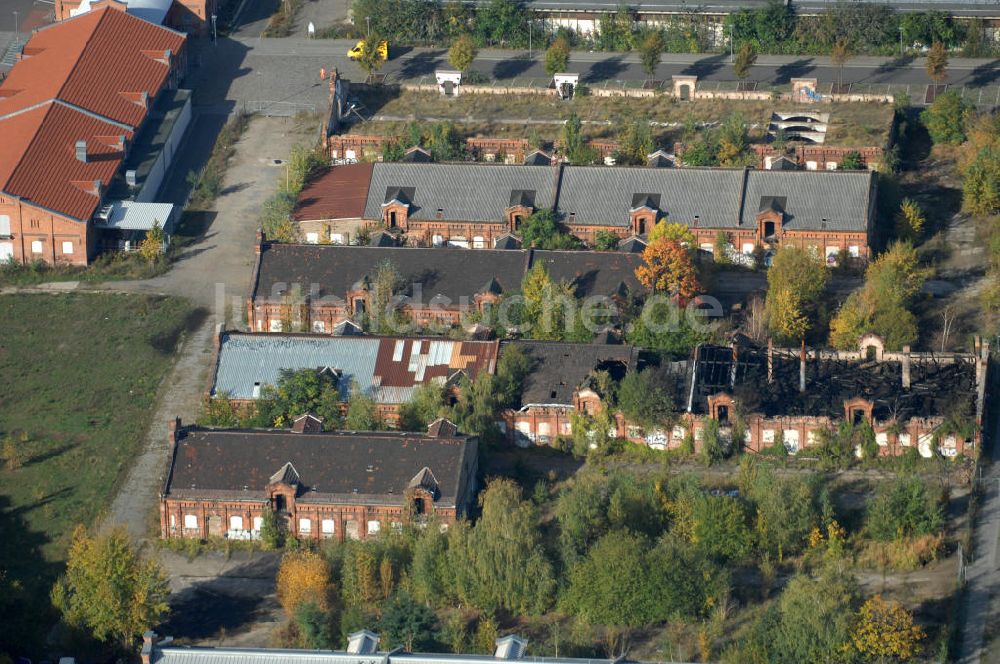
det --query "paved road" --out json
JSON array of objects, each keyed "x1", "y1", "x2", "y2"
[
  {"x1": 958, "y1": 360, "x2": 1000, "y2": 664},
  {"x1": 515, "y1": 0, "x2": 1000, "y2": 18},
  {"x1": 186, "y1": 34, "x2": 1000, "y2": 115}
]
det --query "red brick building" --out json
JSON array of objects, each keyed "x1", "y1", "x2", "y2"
[
  {"x1": 160, "y1": 418, "x2": 479, "y2": 541},
  {"x1": 247, "y1": 242, "x2": 643, "y2": 332},
  {"x1": 55, "y1": 0, "x2": 215, "y2": 35},
  {"x1": 293, "y1": 162, "x2": 877, "y2": 260},
  {"x1": 0, "y1": 6, "x2": 186, "y2": 265}
]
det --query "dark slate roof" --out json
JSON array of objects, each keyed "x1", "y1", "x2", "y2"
[
  {"x1": 402, "y1": 146, "x2": 432, "y2": 163},
  {"x1": 369, "y1": 230, "x2": 398, "y2": 247},
  {"x1": 506, "y1": 340, "x2": 638, "y2": 406},
  {"x1": 165, "y1": 428, "x2": 475, "y2": 506},
  {"x1": 619, "y1": 236, "x2": 648, "y2": 252},
  {"x1": 524, "y1": 150, "x2": 553, "y2": 166},
  {"x1": 556, "y1": 166, "x2": 745, "y2": 228},
  {"x1": 363, "y1": 163, "x2": 558, "y2": 222},
  {"x1": 769, "y1": 155, "x2": 800, "y2": 170},
  {"x1": 253, "y1": 244, "x2": 529, "y2": 303},
  {"x1": 493, "y1": 234, "x2": 522, "y2": 250},
  {"x1": 739, "y1": 170, "x2": 875, "y2": 232},
  {"x1": 530, "y1": 250, "x2": 644, "y2": 299},
  {"x1": 688, "y1": 343, "x2": 978, "y2": 420}
]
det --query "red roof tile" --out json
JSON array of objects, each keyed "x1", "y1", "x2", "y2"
[
  {"x1": 0, "y1": 102, "x2": 132, "y2": 221},
  {"x1": 293, "y1": 164, "x2": 374, "y2": 222},
  {"x1": 0, "y1": 7, "x2": 184, "y2": 127},
  {"x1": 0, "y1": 6, "x2": 183, "y2": 222}
]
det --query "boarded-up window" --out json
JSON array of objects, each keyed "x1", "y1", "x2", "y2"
[
  {"x1": 0, "y1": 215, "x2": 10, "y2": 236},
  {"x1": 299, "y1": 518, "x2": 312, "y2": 533},
  {"x1": 230, "y1": 516, "x2": 244, "y2": 530},
  {"x1": 322, "y1": 519, "x2": 335, "y2": 534},
  {"x1": 183, "y1": 514, "x2": 198, "y2": 529}
]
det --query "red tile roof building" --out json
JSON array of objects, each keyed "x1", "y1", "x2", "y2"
[
  {"x1": 55, "y1": 0, "x2": 216, "y2": 35},
  {"x1": 0, "y1": 6, "x2": 186, "y2": 265}
]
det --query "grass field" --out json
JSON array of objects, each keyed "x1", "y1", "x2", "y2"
[
  {"x1": 0, "y1": 293, "x2": 196, "y2": 656},
  {"x1": 353, "y1": 88, "x2": 895, "y2": 148}
]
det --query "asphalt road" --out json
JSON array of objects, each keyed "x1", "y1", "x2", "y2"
[{"x1": 186, "y1": 35, "x2": 1000, "y2": 114}]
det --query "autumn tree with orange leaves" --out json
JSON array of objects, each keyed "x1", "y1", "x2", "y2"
[
  {"x1": 851, "y1": 595, "x2": 925, "y2": 660},
  {"x1": 276, "y1": 550, "x2": 333, "y2": 617},
  {"x1": 636, "y1": 237, "x2": 701, "y2": 301}
]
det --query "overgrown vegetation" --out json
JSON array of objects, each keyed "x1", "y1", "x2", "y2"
[
  {"x1": 259, "y1": 144, "x2": 331, "y2": 242},
  {"x1": 187, "y1": 112, "x2": 248, "y2": 210},
  {"x1": 0, "y1": 293, "x2": 194, "y2": 657}
]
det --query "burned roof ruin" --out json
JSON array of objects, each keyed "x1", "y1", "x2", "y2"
[{"x1": 687, "y1": 340, "x2": 980, "y2": 423}]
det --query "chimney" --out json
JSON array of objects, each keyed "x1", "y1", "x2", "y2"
[
  {"x1": 75, "y1": 140, "x2": 88, "y2": 163},
  {"x1": 901, "y1": 345, "x2": 911, "y2": 389},
  {"x1": 168, "y1": 417, "x2": 181, "y2": 445},
  {"x1": 799, "y1": 341, "x2": 806, "y2": 393},
  {"x1": 767, "y1": 338, "x2": 773, "y2": 384},
  {"x1": 140, "y1": 91, "x2": 148, "y2": 108},
  {"x1": 140, "y1": 631, "x2": 156, "y2": 664},
  {"x1": 118, "y1": 134, "x2": 127, "y2": 152}
]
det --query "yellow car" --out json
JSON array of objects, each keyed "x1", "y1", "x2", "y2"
[{"x1": 348, "y1": 39, "x2": 388, "y2": 61}]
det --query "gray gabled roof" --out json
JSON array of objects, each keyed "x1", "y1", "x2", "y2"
[
  {"x1": 364, "y1": 163, "x2": 557, "y2": 223},
  {"x1": 740, "y1": 170, "x2": 874, "y2": 232},
  {"x1": 556, "y1": 166, "x2": 745, "y2": 228}
]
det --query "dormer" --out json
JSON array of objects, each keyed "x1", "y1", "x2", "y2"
[
  {"x1": 843, "y1": 397, "x2": 874, "y2": 426},
  {"x1": 629, "y1": 193, "x2": 660, "y2": 235},
  {"x1": 268, "y1": 461, "x2": 300, "y2": 512},
  {"x1": 381, "y1": 186, "x2": 413, "y2": 229},
  {"x1": 756, "y1": 196, "x2": 786, "y2": 242},
  {"x1": 506, "y1": 190, "x2": 536, "y2": 231},
  {"x1": 475, "y1": 276, "x2": 504, "y2": 309},
  {"x1": 707, "y1": 392, "x2": 735, "y2": 424}
]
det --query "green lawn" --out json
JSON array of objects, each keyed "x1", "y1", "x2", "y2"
[{"x1": 0, "y1": 293, "x2": 196, "y2": 656}]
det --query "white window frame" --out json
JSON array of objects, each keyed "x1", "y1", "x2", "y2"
[
  {"x1": 0, "y1": 214, "x2": 10, "y2": 236},
  {"x1": 306, "y1": 232, "x2": 319, "y2": 244},
  {"x1": 252, "y1": 516, "x2": 263, "y2": 532},
  {"x1": 312, "y1": 320, "x2": 326, "y2": 333},
  {"x1": 31, "y1": 240, "x2": 43, "y2": 254},
  {"x1": 473, "y1": 236, "x2": 485, "y2": 249},
  {"x1": 330, "y1": 232, "x2": 344, "y2": 244},
  {"x1": 62, "y1": 241, "x2": 73, "y2": 255},
  {"x1": 367, "y1": 520, "x2": 381, "y2": 534},
  {"x1": 269, "y1": 319, "x2": 283, "y2": 332},
  {"x1": 321, "y1": 519, "x2": 336, "y2": 535},
  {"x1": 183, "y1": 514, "x2": 199, "y2": 529},
  {"x1": 299, "y1": 517, "x2": 312, "y2": 533},
  {"x1": 229, "y1": 515, "x2": 244, "y2": 531}
]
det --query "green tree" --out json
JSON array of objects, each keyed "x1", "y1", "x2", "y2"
[
  {"x1": 920, "y1": 90, "x2": 970, "y2": 145},
  {"x1": 447, "y1": 479, "x2": 556, "y2": 614},
  {"x1": 829, "y1": 242, "x2": 926, "y2": 350},
  {"x1": 519, "y1": 209, "x2": 576, "y2": 249},
  {"x1": 771, "y1": 571, "x2": 859, "y2": 663},
  {"x1": 765, "y1": 246, "x2": 827, "y2": 342},
  {"x1": 409, "y1": 525, "x2": 451, "y2": 605},
  {"x1": 596, "y1": 4, "x2": 635, "y2": 51},
  {"x1": 692, "y1": 494, "x2": 753, "y2": 561},
  {"x1": 494, "y1": 344, "x2": 532, "y2": 408},
  {"x1": 260, "y1": 509, "x2": 284, "y2": 550},
  {"x1": 378, "y1": 592, "x2": 439, "y2": 652},
  {"x1": 851, "y1": 595, "x2": 925, "y2": 661},
  {"x1": 561, "y1": 113, "x2": 599, "y2": 165},
  {"x1": 895, "y1": 198, "x2": 925, "y2": 241},
  {"x1": 638, "y1": 30, "x2": 665, "y2": 78},
  {"x1": 626, "y1": 299, "x2": 710, "y2": 357},
  {"x1": 648, "y1": 220, "x2": 696, "y2": 246},
  {"x1": 521, "y1": 261, "x2": 576, "y2": 340},
  {"x1": 593, "y1": 229, "x2": 621, "y2": 251},
  {"x1": 926, "y1": 41, "x2": 948, "y2": 82},
  {"x1": 617, "y1": 368, "x2": 675, "y2": 429},
  {"x1": 544, "y1": 35, "x2": 571, "y2": 76},
  {"x1": 733, "y1": 43, "x2": 757, "y2": 81},
  {"x1": 963, "y1": 146, "x2": 1000, "y2": 216},
  {"x1": 51, "y1": 526, "x2": 170, "y2": 652},
  {"x1": 615, "y1": 119, "x2": 655, "y2": 166},
  {"x1": 450, "y1": 372, "x2": 502, "y2": 442},
  {"x1": 295, "y1": 600, "x2": 337, "y2": 649},
  {"x1": 398, "y1": 383, "x2": 450, "y2": 432},
  {"x1": 839, "y1": 151, "x2": 864, "y2": 170},
  {"x1": 716, "y1": 113, "x2": 753, "y2": 167},
  {"x1": 866, "y1": 476, "x2": 944, "y2": 541},
  {"x1": 448, "y1": 33, "x2": 477, "y2": 72},
  {"x1": 260, "y1": 192, "x2": 298, "y2": 242},
  {"x1": 713, "y1": 231, "x2": 732, "y2": 264},
  {"x1": 830, "y1": 39, "x2": 851, "y2": 89},
  {"x1": 474, "y1": 0, "x2": 530, "y2": 48},
  {"x1": 345, "y1": 382, "x2": 385, "y2": 430},
  {"x1": 257, "y1": 368, "x2": 343, "y2": 429}
]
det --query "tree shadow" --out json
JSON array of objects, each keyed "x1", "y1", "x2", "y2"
[
  {"x1": 773, "y1": 58, "x2": 815, "y2": 85},
  {"x1": 161, "y1": 554, "x2": 281, "y2": 641},
  {"x1": 26, "y1": 443, "x2": 77, "y2": 467},
  {"x1": 494, "y1": 57, "x2": 534, "y2": 80},
  {"x1": 397, "y1": 50, "x2": 446, "y2": 79},
  {"x1": 969, "y1": 60, "x2": 1000, "y2": 87},
  {"x1": 586, "y1": 55, "x2": 628, "y2": 83},
  {"x1": 866, "y1": 54, "x2": 917, "y2": 82},
  {"x1": 682, "y1": 52, "x2": 726, "y2": 78},
  {"x1": 148, "y1": 306, "x2": 210, "y2": 354}
]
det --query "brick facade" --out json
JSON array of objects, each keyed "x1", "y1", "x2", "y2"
[{"x1": 0, "y1": 194, "x2": 93, "y2": 265}]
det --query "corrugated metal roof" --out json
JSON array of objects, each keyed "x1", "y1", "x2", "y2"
[
  {"x1": 364, "y1": 162, "x2": 557, "y2": 222},
  {"x1": 99, "y1": 200, "x2": 174, "y2": 231},
  {"x1": 740, "y1": 169, "x2": 874, "y2": 231},
  {"x1": 556, "y1": 166, "x2": 745, "y2": 228},
  {"x1": 212, "y1": 334, "x2": 498, "y2": 403},
  {"x1": 153, "y1": 646, "x2": 655, "y2": 664}
]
